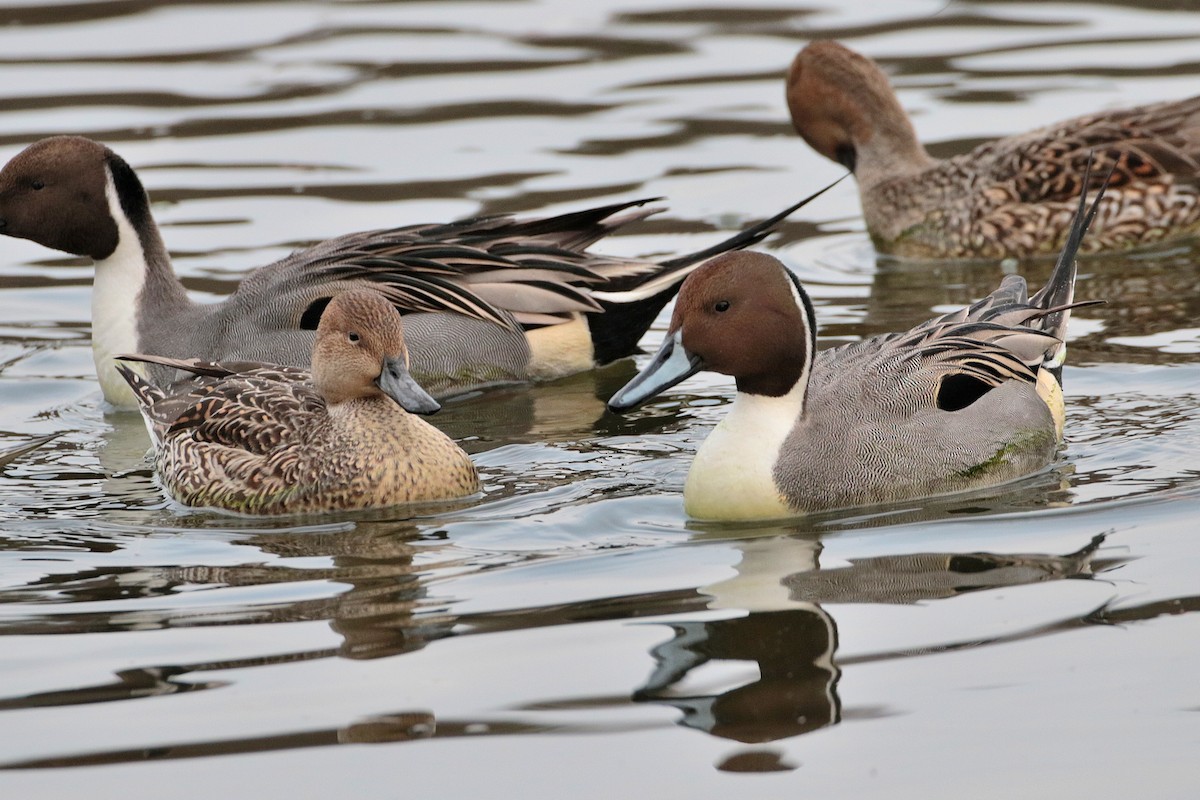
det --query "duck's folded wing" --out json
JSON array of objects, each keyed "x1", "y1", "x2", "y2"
[
  {"x1": 118, "y1": 355, "x2": 321, "y2": 454},
  {"x1": 164, "y1": 373, "x2": 323, "y2": 456},
  {"x1": 229, "y1": 200, "x2": 664, "y2": 331},
  {"x1": 979, "y1": 96, "x2": 1200, "y2": 204},
  {"x1": 817, "y1": 312, "x2": 1057, "y2": 417},
  {"x1": 117, "y1": 353, "x2": 306, "y2": 381}
]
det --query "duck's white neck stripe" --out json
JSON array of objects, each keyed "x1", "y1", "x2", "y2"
[
  {"x1": 91, "y1": 170, "x2": 148, "y2": 407},
  {"x1": 782, "y1": 267, "x2": 815, "y2": 414}
]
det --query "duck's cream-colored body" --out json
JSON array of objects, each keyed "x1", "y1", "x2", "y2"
[
  {"x1": 787, "y1": 40, "x2": 1200, "y2": 259},
  {"x1": 610, "y1": 175, "x2": 1105, "y2": 520},
  {"x1": 118, "y1": 291, "x2": 478, "y2": 515}
]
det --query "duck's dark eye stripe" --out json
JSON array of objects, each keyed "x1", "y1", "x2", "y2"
[{"x1": 715, "y1": 300, "x2": 730, "y2": 312}]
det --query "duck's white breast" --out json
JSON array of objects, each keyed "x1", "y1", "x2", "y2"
[{"x1": 683, "y1": 388, "x2": 803, "y2": 520}]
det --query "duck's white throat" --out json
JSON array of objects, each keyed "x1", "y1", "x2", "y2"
[
  {"x1": 683, "y1": 382, "x2": 806, "y2": 520},
  {"x1": 91, "y1": 172, "x2": 147, "y2": 408}
]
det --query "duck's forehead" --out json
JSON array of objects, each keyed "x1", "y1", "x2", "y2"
[
  {"x1": 323, "y1": 292, "x2": 403, "y2": 336},
  {"x1": 11, "y1": 136, "x2": 104, "y2": 174}
]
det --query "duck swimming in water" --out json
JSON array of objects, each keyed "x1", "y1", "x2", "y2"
[
  {"x1": 608, "y1": 166, "x2": 1107, "y2": 520},
  {"x1": 786, "y1": 40, "x2": 1200, "y2": 259},
  {"x1": 0, "y1": 136, "x2": 834, "y2": 407},
  {"x1": 117, "y1": 290, "x2": 479, "y2": 515}
]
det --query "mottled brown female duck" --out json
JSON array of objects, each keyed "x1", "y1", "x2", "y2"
[
  {"x1": 117, "y1": 290, "x2": 479, "y2": 515},
  {"x1": 0, "y1": 136, "x2": 830, "y2": 408},
  {"x1": 786, "y1": 40, "x2": 1200, "y2": 259}
]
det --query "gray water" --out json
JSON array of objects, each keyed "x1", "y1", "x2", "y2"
[{"x1": 1, "y1": 1, "x2": 1198, "y2": 797}]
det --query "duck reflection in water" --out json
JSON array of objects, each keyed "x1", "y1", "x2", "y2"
[{"x1": 631, "y1": 533, "x2": 1112, "y2": 770}]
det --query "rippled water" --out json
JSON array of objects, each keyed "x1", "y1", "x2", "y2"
[{"x1": 2, "y1": 1, "x2": 1199, "y2": 796}]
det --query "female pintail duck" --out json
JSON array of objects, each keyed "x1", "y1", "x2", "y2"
[
  {"x1": 607, "y1": 172, "x2": 1106, "y2": 520},
  {"x1": 0, "y1": 136, "x2": 832, "y2": 408},
  {"x1": 115, "y1": 290, "x2": 479, "y2": 515},
  {"x1": 786, "y1": 40, "x2": 1200, "y2": 259}
]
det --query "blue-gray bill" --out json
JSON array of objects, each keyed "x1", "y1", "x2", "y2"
[
  {"x1": 377, "y1": 356, "x2": 441, "y2": 415},
  {"x1": 608, "y1": 331, "x2": 704, "y2": 412}
]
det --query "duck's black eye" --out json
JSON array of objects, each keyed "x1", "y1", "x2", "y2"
[
  {"x1": 714, "y1": 300, "x2": 730, "y2": 313},
  {"x1": 348, "y1": 331, "x2": 361, "y2": 343},
  {"x1": 31, "y1": 180, "x2": 44, "y2": 191}
]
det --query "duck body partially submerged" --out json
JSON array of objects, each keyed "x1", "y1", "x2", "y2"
[
  {"x1": 609, "y1": 167, "x2": 1107, "y2": 520},
  {"x1": 118, "y1": 290, "x2": 479, "y2": 515},
  {"x1": 787, "y1": 40, "x2": 1200, "y2": 259}
]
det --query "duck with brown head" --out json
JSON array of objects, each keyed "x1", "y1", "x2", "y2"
[
  {"x1": 786, "y1": 40, "x2": 1200, "y2": 258},
  {"x1": 0, "y1": 135, "x2": 833, "y2": 408},
  {"x1": 609, "y1": 172, "x2": 1108, "y2": 520},
  {"x1": 116, "y1": 290, "x2": 478, "y2": 515}
]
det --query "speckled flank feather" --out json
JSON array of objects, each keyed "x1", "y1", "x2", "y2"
[
  {"x1": 116, "y1": 291, "x2": 479, "y2": 515},
  {"x1": 787, "y1": 40, "x2": 1200, "y2": 259},
  {"x1": 609, "y1": 173, "x2": 1104, "y2": 519},
  {"x1": 0, "y1": 136, "x2": 827, "y2": 407}
]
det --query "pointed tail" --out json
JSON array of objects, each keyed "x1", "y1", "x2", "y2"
[{"x1": 1034, "y1": 153, "x2": 1114, "y2": 379}]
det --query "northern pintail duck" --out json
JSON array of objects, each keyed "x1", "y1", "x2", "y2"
[
  {"x1": 608, "y1": 172, "x2": 1105, "y2": 520},
  {"x1": 786, "y1": 40, "x2": 1200, "y2": 259},
  {"x1": 0, "y1": 136, "x2": 831, "y2": 408},
  {"x1": 116, "y1": 290, "x2": 479, "y2": 515}
]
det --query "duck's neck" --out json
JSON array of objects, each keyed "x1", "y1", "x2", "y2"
[
  {"x1": 92, "y1": 169, "x2": 189, "y2": 407},
  {"x1": 853, "y1": 96, "x2": 935, "y2": 192},
  {"x1": 684, "y1": 380, "x2": 808, "y2": 520}
]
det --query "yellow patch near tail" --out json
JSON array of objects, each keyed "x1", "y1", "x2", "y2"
[
  {"x1": 1036, "y1": 369, "x2": 1065, "y2": 442},
  {"x1": 524, "y1": 314, "x2": 595, "y2": 380}
]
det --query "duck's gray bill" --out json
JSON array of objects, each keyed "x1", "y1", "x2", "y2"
[
  {"x1": 608, "y1": 331, "x2": 703, "y2": 412},
  {"x1": 377, "y1": 355, "x2": 441, "y2": 415}
]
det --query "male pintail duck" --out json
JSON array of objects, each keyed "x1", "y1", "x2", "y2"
[
  {"x1": 115, "y1": 290, "x2": 479, "y2": 515},
  {"x1": 0, "y1": 136, "x2": 835, "y2": 408},
  {"x1": 786, "y1": 40, "x2": 1200, "y2": 259},
  {"x1": 607, "y1": 167, "x2": 1107, "y2": 520}
]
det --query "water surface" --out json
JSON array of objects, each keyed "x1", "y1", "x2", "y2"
[{"x1": 1, "y1": 1, "x2": 1198, "y2": 797}]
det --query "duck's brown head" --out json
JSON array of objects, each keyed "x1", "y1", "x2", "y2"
[
  {"x1": 608, "y1": 251, "x2": 816, "y2": 411},
  {"x1": 313, "y1": 290, "x2": 440, "y2": 414},
  {"x1": 786, "y1": 41, "x2": 931, "y2": 183},
  {"x1": 0, "y1": 136, "x2": 144, "y2": 259}
]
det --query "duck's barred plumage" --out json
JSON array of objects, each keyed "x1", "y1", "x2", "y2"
[{"x1": 874, "y1": 98, "x2": 1200, "y2": 258}]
